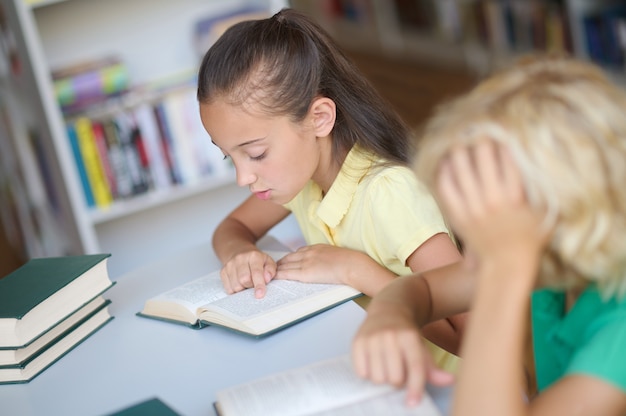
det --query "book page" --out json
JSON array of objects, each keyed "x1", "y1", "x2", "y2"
[
  {"x1": 201, "y1": 280, "x2": 344, "y2": 320},
  {"x1": 215, "y1": 355, "x2": 441, "y2": 416},
  {"x1": 151, "y1": 270, "x2": 227, "y2": 312},
  {"x1": 142, "y1": 250, "x2": 293, "y2": 323}
]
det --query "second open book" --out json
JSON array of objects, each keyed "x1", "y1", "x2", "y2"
[
  {"x1": 137, "y1": 251, "x2": 362, "y2": 337},
  {"x1": 215, "y1": 354, "x2": 443, "y2": 416}
]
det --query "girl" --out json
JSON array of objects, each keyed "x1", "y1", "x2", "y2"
[
  {"x1": 352, "y1": 55, "x2": 626, "y2": 415},
  {"x1": 197, "y1": 8, "x2": 465, "y2": 365}
]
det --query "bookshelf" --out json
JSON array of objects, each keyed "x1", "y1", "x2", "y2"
[
  {"x1": 0, "y1": 0, "x2": 289, "y2": 277},
  {"x1": 290, "y1": 0, "x2": 626, "y2": 87}
]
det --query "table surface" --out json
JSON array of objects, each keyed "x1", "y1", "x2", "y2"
[{"x1": 0, "y1": 237, "x2": 452, "y2": 415}]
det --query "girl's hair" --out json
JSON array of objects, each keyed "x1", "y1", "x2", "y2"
[
  {"x1": 415, "y1": 54, "x2": 626, "y2": 299},
  {"x1": 197, "y1": 8, "x2": 413, "y2": 166}
]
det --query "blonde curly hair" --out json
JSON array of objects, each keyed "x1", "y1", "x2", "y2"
[{"x1": 415, "y1": 54, "x2": 626, "y2": 299}]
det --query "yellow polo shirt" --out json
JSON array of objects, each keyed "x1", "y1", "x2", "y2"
[
  {"x1": 284, "y1": 146, "x2": 460, "y2": 372},
  {"x1": 284, "y1": 146, "x2": 450, "y2": 275}
]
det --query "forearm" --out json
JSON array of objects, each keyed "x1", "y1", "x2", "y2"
[
  {"x1": 421, "y1": 312, "x2": 468, "y2": 356},
  {"x1": 344, "y1": 259, "x2": 396, "y2": 297},
  {"x1": 212, "y1": 217, "x2": 260, "y2": 264},
  {"x1": 453, "y1": 262, "x2": 536, "y2": 416}
]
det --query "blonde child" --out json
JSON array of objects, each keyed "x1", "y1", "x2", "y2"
[
  {"x1": 197, "y1": 8, "x2": 466, "y2": 367},
  {"x1": 352, "y1": 54, "x2": 626, "y2": 414}
]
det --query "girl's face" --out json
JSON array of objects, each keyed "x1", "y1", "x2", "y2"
[{"x1": 200, "y1": 99, "x2": 330, "y2": 205}]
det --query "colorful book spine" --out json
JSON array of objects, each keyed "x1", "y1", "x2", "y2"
[
  {"x1": 91, "y1": 121, "x2": 117, "y2": 199},
  {"x1": 66, "y1": 123, "x2": 95, "y2": 208},
  {"x1": 74, "y1": 117, "x2": 113, "y2": 207}
]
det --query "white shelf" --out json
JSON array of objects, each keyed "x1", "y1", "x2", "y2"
[
  {"x1": 2, "y1": 0, "x2": 289, "y2": 277},
  {"x1": 90, "y1": 172, "x2": 237, "y2": 225}
]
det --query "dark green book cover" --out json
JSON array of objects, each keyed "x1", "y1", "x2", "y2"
[
  {"x1": 0, "y1": 304, "x2": 113, "y2": 384},
  {"x1": 0, "y1": 253, "x2": 111, "y2": 319},
  {"x1": 106, "y1": 398, "x2": 181, "y2": 416},
  {"x1": 0, "y1": 299, "x2": 112, "y2": 369}
]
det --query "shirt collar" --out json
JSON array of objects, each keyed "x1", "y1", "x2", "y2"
[
  {"x1": 316, "y1": 146, "x2": 375, "y2": 228},
  {"x1": 533, "y1": 285, "x2": 606, "y2": 349}
]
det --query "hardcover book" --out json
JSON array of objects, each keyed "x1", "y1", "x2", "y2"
[
  {"x1": 0, "y1": 253, "x2": 113, "y2": 349},
  {"x1": 0, "y1": 296, "x2": 109, "y2": 367},
  {"x1": 0, "y1": 299, "x2": 113, "y2": 384},
  {"x1": 215, "y1": 354, "x2": 442, "y2": 416},
  {"x1": 106, "y1": 397, "x2": 181, "y2": 416},
  {"x1": 137, "y1": 251, "x2": 361, "y2": 337}
]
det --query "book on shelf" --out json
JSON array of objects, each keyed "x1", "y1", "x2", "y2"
[
  {"x1": 133, "y1": 103, "x2": 172, "y2": 191},
  {"x1": 0, "y1": 298, "x2": 113, "y2": 384},
  {"x1": 214, "y1": 354, "x2": 442, "y2": 416},
  {"x1": 92, "y1": 120, "x2": 118, "y2": 198},
  {"x1": 65, "y1": 123, "x2": 96, "y2": 207},
  {"x1": 582, "y1": 5, "x2": 626, "y2": 69},
  {"x1": 52, "y1": 57, "x2": 130, "y2": 115},
  {"x1": 137, "y1": 251, "x2": 362, "y2": 337},
  {"x1": 158, "y1": 89, "x2": 205, "y2": 184},
  {"x1": 73, "y1": 117, "x2": 113, "y2": 207},
  {"x1": 106, "y1": 397, "x2": 181, "y2": 416},
  {"x1": 112, "y1": 112, "x2": 152, "y2": 196},
  {"x1": 102, "y1": 118, "x2": 135, "y2": 199},
  {"x1": 153, "y1": 100, "x2": 182, "y2": 185},
  {"x1": 0, "y1": 253, "x2": 114, "y2": 349}
]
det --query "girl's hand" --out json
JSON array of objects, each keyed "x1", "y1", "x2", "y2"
[
  {"x1": 275, "y1": 244, "x2": 382, "y2": 287},
  {"x1": 220, "y1": 249, "x2": 277, "y2": 298},
  {"x1": 436, "y1": 141, "x2": 550, "y2": 282},
  {"x1": 352, "y1": 301, "x2": 455, "y2": 407}
]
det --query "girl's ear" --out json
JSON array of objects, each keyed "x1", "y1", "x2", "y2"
[{"x1": 309, "y1": 97, "x2": 336, "y2": 137}]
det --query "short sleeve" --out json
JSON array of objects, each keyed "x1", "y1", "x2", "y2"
[
  {"x1": 566, "y1": 311, "x2": 626, "y2": 392},
  {"x1": 362, "y1": 166, "x2": 451, "y2": 266}
]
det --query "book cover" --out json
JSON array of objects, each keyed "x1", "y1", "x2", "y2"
[
  {"x1": 0, "y1": 253, "x2": 113, "y2": 349},
  {"x1": 106, "y1": 397, "x2": 181, "y2": 416},
  {"x1": 0, "y1": 302, "x2": 113, "y2": 384},
  {"x1": 0, "y1": 297, "x2": 109, "y2": 367}
]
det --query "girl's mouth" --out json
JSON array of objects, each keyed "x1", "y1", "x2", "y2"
[{"x1": 254, "y1": 190, "x2": 271, "y2": 200}]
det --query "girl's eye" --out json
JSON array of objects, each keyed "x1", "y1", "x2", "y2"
[{"x1": 250, "y1": 152, "x2": 267, "y2": 161}]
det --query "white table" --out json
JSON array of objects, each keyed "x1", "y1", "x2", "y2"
[{"x1": 0, "y1": 237, "x2": 452, "y2": 415}]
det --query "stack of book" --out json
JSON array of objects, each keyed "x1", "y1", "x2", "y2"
[{"x1": 0, "y1": 254, "x2": 115, "y2": 384}]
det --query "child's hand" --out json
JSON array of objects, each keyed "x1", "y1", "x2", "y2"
[
  {"x1": 220, "y1": 249, "x2": 277, "y2": 298},
  {"x1": 435, "y1": 141, "x2": 550, "y2": 280},
  {"x1": 352, "y1": 301, "x2": 454, "y2": 407},
  {"x1": 274, "y1": 244, "x2": 378, "y2": 286}
]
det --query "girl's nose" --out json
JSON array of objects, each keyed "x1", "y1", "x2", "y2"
[{"x1": 235, "y1": 164, "x2": 256, "y2": 187}]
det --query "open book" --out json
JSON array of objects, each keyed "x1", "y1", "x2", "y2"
[
  {"x1": 137, "y1": 251, "x2": 362, "y2": 337},
  {"x1": 214, "y1": 354, "x2": 443, "y2": 416}
]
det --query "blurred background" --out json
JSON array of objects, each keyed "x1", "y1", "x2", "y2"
[{"x1": 1, "y1": 0, "x2": 624, "y2": 278}]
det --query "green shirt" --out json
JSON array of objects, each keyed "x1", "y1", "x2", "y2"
[{"x1": 532, "y1": 285, "x2": 626, "y2": 392}]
